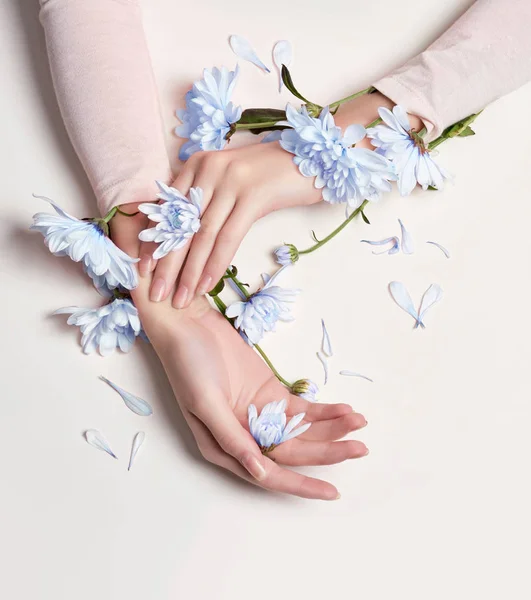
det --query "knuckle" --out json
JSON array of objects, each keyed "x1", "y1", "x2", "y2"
[{"x1": 226, "y1": 160, "x2": 250, "y2": 183}]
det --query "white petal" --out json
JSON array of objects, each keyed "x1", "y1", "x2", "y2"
[
  {"x1": 426, "y1": 241, "x2": 451, "y2": 259},
  {"x1": 321, "y1": 319, "x2": 333, "y2": 357},
  {"x1": 99, "y1": 376, "x2": 153, "y2": 416},
  {"x1": 398, "y1": 219, "x2": 415, "y2": 254},
  {"x1": 272, "y1": 40, "x2": 292, "y2": 91},
  {"x1": 128, "y1": 431, "x2": 145, "y2": 471},
  {"x1": 339, "y1": 370, "x2": 374, "y2": 383},
  {"x1": 316, "y1": 351, "x2": 329, "y2": 385},
  {"x1": 388, "y1": 281, "x2": 419, "y2": 325},
  {"x1": 85, "y1": 429, "x2": 117, "y2": 459},
  {"x1": 281, "y1": 422, "x2": 312, "y2": 443},
  {"x1": 360, "y1": 237, "x2": 400, "y2": 255},
  {"x1": 229, "y1": 35, "x2": 270, "y2": 73},
  {"x1": 417, "y1": 284, "x2": 443, "y2": 329}
]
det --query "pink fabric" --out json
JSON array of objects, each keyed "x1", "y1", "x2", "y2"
[
  {"x1": 39, "y1": 0, "x2": 172, "y2": 216},
  {"x1": 374, "y1": 0, "x2": 531, "y2": 140},
  {"x1": 39, "y1": 0, "x2": 531, "y2": 214}
]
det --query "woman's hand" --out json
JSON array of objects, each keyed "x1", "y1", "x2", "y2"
[{"x1": 128, "y1": 282, "x2": 369, "y2": 500}]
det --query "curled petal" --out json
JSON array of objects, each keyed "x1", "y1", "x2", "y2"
[{"x1": 426, "y1": 241, "x2": 451, "y2": 258}]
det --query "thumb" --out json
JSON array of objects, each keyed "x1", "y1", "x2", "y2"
[{"x1": 195, "y1": 401, "x2": 267, "y2": 482}]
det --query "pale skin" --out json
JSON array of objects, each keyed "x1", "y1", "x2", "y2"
[{"x1": 111, "y1": 93, "x2": 422, "y2": 499}]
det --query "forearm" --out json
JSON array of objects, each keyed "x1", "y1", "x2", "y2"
[
  {"x1": 373, "y1": 0, "x2": 531, "y2": 140},
  {"x1": 39, "y1": 0, "x2": 172, "y2": 215}
]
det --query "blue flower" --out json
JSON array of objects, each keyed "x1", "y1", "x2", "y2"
[
  {"x1": 31, "y1": 196, "x2": 138, "y2": 291},
  {"x1": 225, "y1": 267, "x2": 299, "y2": 346},
  {"x1": 248, "y1": 399, "x2": 311, "y2": 452},
  {"x1": 175, "y1": 66, "x2": 242, "y2": 161},
  {"x1": 291, "y1": 379, "x2": 319, "y2": 402},
  {"x1": 54, "y1": 298, "x2": 143, "y2": 356},
  {"x1": 274, "y1": 243, "x2": 299, "y2": 266},
  {"x1": 138, "y1": 182, "x2": 202, "y2": 259},
  {"x1": 280, "y1": 105, "x2": 395, "y2": 208},
  {"x1": 367, "y1": 105, "x2": 450, "y2": 196}
]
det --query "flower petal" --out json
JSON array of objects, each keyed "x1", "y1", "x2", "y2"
[
  {"x1": 321, "y1": 319, "x2": 333, "y2": 357},
  {"x1": 388, "y1": 281, "x2": 419, "y2": 325},
  {"x1": 426, "y1": 241, "x2": 451, "y2": 259},
  {"x1": 85, "y1": 429, "x2": 117, "y2": 459},
  {"x1": 99, "y1": 376, "x2": 153, "y2": 416},
  {"x1": 417, "y1": 284, "x2": 443, "y2": 329},
  {"x1": 339, "y1": 370, "x2": 374, "y2": 383},
  {"x1": 272, "y1": 40, "x2": 292, "y2": 91},
  {"x1": 316, "y1": 351, "x2": 329, "y2": 385},
  {"x1": 398, "y1": 219, "x2": 415, "y2": 254},
  {"x1": 128, "y1": 431, "x2": 145, "y2": 471},
  {"x1": 229, "y1": 35, "x2": 270, "y2": 73}
]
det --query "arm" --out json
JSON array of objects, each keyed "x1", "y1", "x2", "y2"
[
  {"x1": 374, "y1": 0, "x2": 531, "y2": 139},
  {"x1": 39, "y1": 0, "x2": 172, "y2": 215}
]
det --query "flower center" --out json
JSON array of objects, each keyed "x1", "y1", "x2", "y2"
[
  {"x1": 167, "y1": 205, "x2": 183, "y2": 229},
  {"x1": 410, "y1": 130, "x2": 428, "y2": 155}
]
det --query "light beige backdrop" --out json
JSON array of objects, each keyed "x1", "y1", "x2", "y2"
[{"x1": 1, "y1": 0, "x2": 530, "y2": 598}]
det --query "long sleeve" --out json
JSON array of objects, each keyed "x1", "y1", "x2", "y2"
[
  {"x1": 374, "y1": 0, "x2": 531, "y2": 140},
  {"x1": 39, "y1": 0, "x2": 172, "y2": 216}
]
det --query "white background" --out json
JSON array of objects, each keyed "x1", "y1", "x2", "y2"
[{"x1": 2, "y1": 0, "x2": 531, "y2": 598}]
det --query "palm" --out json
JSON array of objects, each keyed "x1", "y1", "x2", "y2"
[{"x1": 111, "y1": 212, "x2": 369, "y2": 500}]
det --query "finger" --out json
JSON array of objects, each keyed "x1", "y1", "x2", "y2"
[
  {"x1": 148, "y1": 241, "x2": 194, "y2": 303},
  {"x1": 297, "y1": 412, "x2": 368, "y2": 442},
  {"x1": 270, "y1": 438, "x2": 369, "y2": 466},
  {"x1": 191, "y1": 397, "x2": 269, "y2": 482},
  {"x1": 137, "y1": 239, "x2": 159, "y2": 278},
  {"x1": 285, "y1": 395, "x2": 354, "y2": 421},
  {"x1": 171, "y1": 155, "x2": 200, "y2": 197},
  {"x1": 175, "y1": 189, "x2": 236, "y2": 307},
  {"x1": 186, "y1": 412, "x2": 339, "y2": 500},
  {"x1": 194, "y1": 200, "x2": 256, "y2": 300}
]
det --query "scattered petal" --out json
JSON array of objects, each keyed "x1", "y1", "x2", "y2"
[
  {"x1": 398, "y1": 219, "x2": 415, "y2": 254},
  {"x1": 339, "y1": 370, "x2": 374, "y2": 383},
  {"x1": 360, "y1": 236, "x2": 400, "y2": 255},
  {"x1": 128, "y1": 432, "x2": 145, "y2": 471},
  {"x1": 388, "y1": 281, "x2": 419, "y2": 325},
  {"x1": 417, "y1": 284, "x2": 443, "y2": 329},
  {"x1": 321, "y1": 319, "x2": 333, "y2": 357},
  {"x1": 316, "y1": 351, "x2": 329, "y2": 385},
  {"x1": 229, "y1": 35, "x2": 270, "y2": 73},
  {"x1": 85, "y1": 429, "x2": 117, "y2": 459},
  {"x1": 272, "y1": 40, "x2": 292, "y2": 91},
  {"x1": 426, "y1": 241, "x2": 451, "y2": 258},
  {"x1": 99, "y1": 376, "x2": 153, "y2": 416}
]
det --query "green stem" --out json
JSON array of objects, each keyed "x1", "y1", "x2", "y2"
[
  {"x1": 116, "y1": 208, "x2": 140, "y2": 217},
  {"x1": 366, "y1": 117, "x2": 382, "y2": 129},
  {"x1": 329, "y1": 86, "x2": 374, "y2": 112},
  {"x1": 299, "y1": 200, "x2": 369, "y2": 255},
  {"x1": 102, "y1": 206, "x2": 118, "y2": 223},
  {"x1": 225, "y1": 268, "x2": 250, "y2": 299},
  {"x1": 212, "y1": 295, "x2": 227, "y2": 314},
  {"x1": 254, "y1": 344, "x2": 292, "y2": 388}
]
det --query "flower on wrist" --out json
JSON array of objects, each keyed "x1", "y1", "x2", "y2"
[
  {"x1": 367, "y1": 105, "x2": 450, "y2": 196},
  {"x1": 54, "y1": 298, "x2": 143, "y2": 356},
  {"x1": 225, "y1": 267, "x2": 299, "y2": 346},
  {"x1": 280, "y1": 104, "x2": 395, "y2": 208},
  {"x1": 175, "y1": 65, "x2": 242, "y2": 161},
  {"x1": 138, "y1": 182, "x2": 202, "y2": 259},
  {"x1": 31, "y1": 196, "x2": 138, "y2": 292},
  {"x1": 248, "y1": 399, "x2": 311, "y2": 453}
]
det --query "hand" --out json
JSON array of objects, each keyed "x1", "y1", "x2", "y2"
[{"x1": 131, "y1": 286, "x2": 369, "y2": 501}]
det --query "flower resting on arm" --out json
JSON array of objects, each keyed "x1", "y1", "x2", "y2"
[
  {"x1": 138, "y1": 182, "x2": 202, "y2": 259},
  {"x1": 225, "y1": 268, "x2": 299, "y2": 345},
  {"x1": 175, "y1": 65, "x2": 242, "y2": 160},
  {"x1": 367, "y1": 105, "x2": 450, "y2": 196},
  {"x1": 54, "y1": 298, "x2": 142, "y2": 356},
  {"x1": 248, "y1": 399, "x2": 311, "y2": 453},
  {"x1": 31, "y1": 197, "x2": 138, "y2": 291},
  {"x1": 280, "y1": 104, "x2": 395, "y2": 209}
]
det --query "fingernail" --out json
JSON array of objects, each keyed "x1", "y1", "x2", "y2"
[
  {"x1": 363, "y1": 447, "x2": 370, "y2": 457},
  {"x1": 335, "y1": 493, "x2": 341, "y2": 500},
  {"x1": 138, "y1": 254, "x2": 153, "y2": 277},
  {"x1": 241, "y1": 454, "x2": 266, "y2": 481},
  {"x1": 196, "y1": 275, "x2": 212, "y2": 296},
  {"x1": 150, "y1": 278, "x2": 166, "y2": 303},
  {"x1": 174, "y1": 285, "x2": 188, "y2": 309}
]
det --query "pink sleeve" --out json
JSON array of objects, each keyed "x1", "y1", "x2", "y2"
[
  {"x1": 39, "y1": 0, "x2": 173, "y2": 216},
  {"x1": 374, "y1": 0, "x2": 531, "y2": 140}
]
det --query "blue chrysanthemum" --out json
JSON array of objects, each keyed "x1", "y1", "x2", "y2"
[
  {"x1": 367, "y1": 105, "x2": 450, "y2": 196},
  {"x1": 175, "y1": 66, "x2": 242, "y2": 161},
  {"x1": 280, "y1": 104, "x2": 395, "y2": 208}
]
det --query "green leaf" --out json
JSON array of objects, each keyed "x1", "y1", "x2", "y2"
[
  {"x1": 281, "y1": 65, "x2": 310, "y2": 103},
  {"x1": 238, "y1": 108, "x2": 287, "y2": 125},
  {"x1": 224, "y1": 265, "x2": 238, "y2": 278},
  {"x1": 249, "y1": 125, "x2": 289, "y2": 136},
  {"x1": 427, "y1": 185, "x2": 438, "y2": 191},
  {"x1": 361, "y1": 211, "x2": 371, "y2": 225},
  {"x1": 458, "y1": 126, "x2": 475, "y2": 137},
  {"x1": 208, "y1": 279, "x2": 225, "y2": 297}
]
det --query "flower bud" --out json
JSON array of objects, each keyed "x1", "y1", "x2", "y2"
[
  {"x1": 291, "y1": 379, "x2": 319, "y2": 402},
  {"x1": 274, "y1": 244, "x2": 299, "y2": 266}
]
